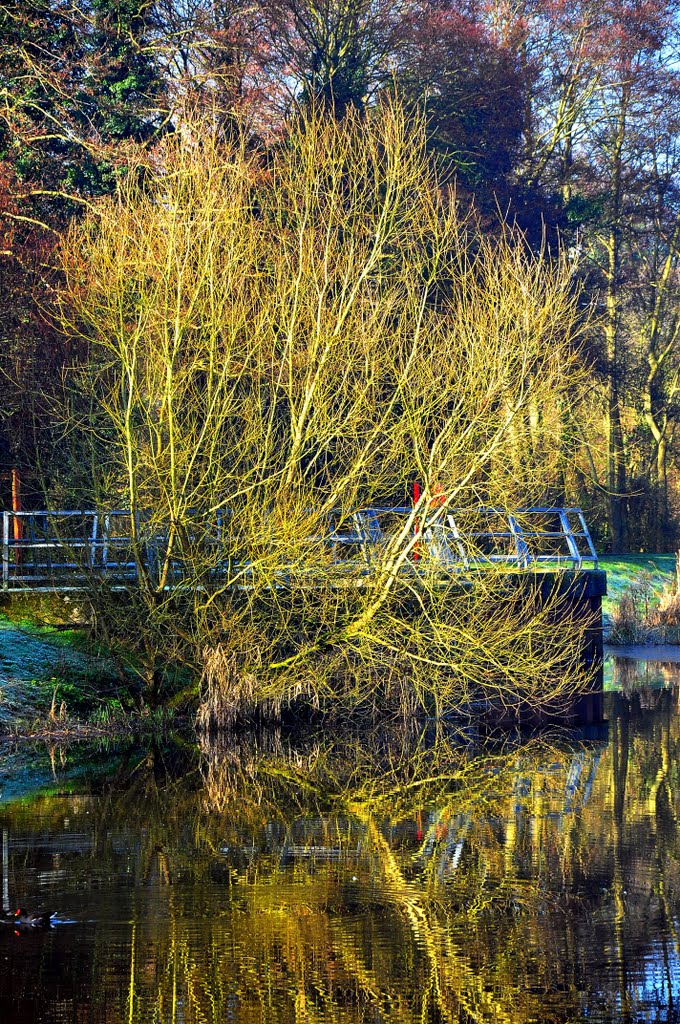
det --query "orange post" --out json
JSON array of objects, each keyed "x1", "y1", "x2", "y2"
[
  {"x1": 11, "y1": 469, "x2": 22, "y2": 565},
  {"x1": 430, "y1": 480, "x2": 446, "y2": 508}
]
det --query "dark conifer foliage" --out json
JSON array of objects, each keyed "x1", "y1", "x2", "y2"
[
  {"x1": 0, "y1": 1, "x2": 167, "y2": 492},
  {"x1": 0, "y1": 0, "x2": 166, "y2": 213}
]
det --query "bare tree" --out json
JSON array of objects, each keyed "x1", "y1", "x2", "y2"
[
  {"x1": 55, "y1": 101, "x2": 593, "y2": 718},
  {"x1": 263, "y1": 0, "x2": 408, "y2": 115}
]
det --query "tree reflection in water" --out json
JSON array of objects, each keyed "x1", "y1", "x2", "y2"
[{"x1": 1, "y1": 689, "x2": 680, "y2": 1023}]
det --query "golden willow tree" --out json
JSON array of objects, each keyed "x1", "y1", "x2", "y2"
[{"x1": 55, "y1": 102, "x2": 592, "y2": 718}]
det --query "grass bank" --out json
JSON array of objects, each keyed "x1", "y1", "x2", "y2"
[
  {"x1": 600, "y1": 555, "x2": 676, "y2": 616},
  {"x1": 0, "y1": 599, "x2": 175, "y2": 737},
  {"x1": 0, "y1": 557, "x2": 674, "y2": 734},
  {"x1": 600, "y1": 554, "x2": 679, "y2": 644}
]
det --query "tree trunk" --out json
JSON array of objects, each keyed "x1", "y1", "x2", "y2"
[
  {"x1": 657, "y1": 434, "x2": 668, "y2": 549},
  {"x1": 643, "y1": 371, "x2": 669, "y2": 551},
  {"x1": 604, "y1": 392, "x2": 626, "y2": 552},
  {"x1": 604, "y1": 241, "x2": 626, "y2": 552},
  {"x1": 602, "y1": 90, "x2": 629, "y2": 553}
]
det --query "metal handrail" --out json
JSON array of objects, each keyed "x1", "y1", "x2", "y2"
[{"x1": 0, "y1": 507, "x2": 599, "y2": 592}]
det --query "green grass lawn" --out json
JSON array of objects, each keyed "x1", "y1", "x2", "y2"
[{"x1": 599, "y1": 554, "x2": 677, "y2": 618}]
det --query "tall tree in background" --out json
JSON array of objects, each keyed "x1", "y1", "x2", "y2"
[
  {"x1": 494, "y1": 0, "x2": 680, "y2": 550},
  {"x1": 0, "y1": 0, "x2": 166, "y2": 211},
  {"x1": 150, "y1": 0, "x2": 275, "y2": 133},
  {"x1": 396, "y1": 2, "x2": 525, "y2": 207},
  {"x1": 263, "y1": 0, "x2": 407, "y2": 116},
  {"x1": 630, "y1": 81, "x2": 680, "y2": 546},
  {"x1": 0, "y1": 0, "x2": 167, "y2": 488},
  {"x1": 576, "y1": 0, "x2": 680, "y2": 550}
]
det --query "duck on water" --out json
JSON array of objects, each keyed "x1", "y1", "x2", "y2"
[{"x1": 1, "y1": 908, "x2": 57, "y2": 928}]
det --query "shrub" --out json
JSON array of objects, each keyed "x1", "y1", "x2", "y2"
[{"x1": 54, "y1": 101, "x2": 593, "y2": 721}]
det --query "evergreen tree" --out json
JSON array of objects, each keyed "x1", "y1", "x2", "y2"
[{"x1": 0, "y1": 0, "x2": 166, "y2": 492}]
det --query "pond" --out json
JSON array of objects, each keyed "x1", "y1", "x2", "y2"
[{"x1": 1, "y1": 659, "x2": 680, "y2": 1023}]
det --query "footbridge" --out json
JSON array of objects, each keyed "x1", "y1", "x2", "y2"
[
  {"x1": 0, "y1": 506, "x2": 600, "y2": 593},
  {"x1": 0, "y1": 504, "x2": 607, "y2": 724}
]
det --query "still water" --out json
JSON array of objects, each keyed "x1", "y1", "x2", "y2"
[{"x1": 1, "y1": 659, "x2": 680, "y2": 1023}]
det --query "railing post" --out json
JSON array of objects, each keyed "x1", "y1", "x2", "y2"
[
  {"x1": 576, "y1": 509, "x2": 598, "y2": 568},
  {"x1": 446, "y1": 513, "x2": 469, "y2": 568},
  {"x1": 558, "y1": 510, "x2": 581, "y2": 569},
  {"x1": 2, "y1": 512, "x2": 8, "y2": 591},
  {"x1": 11, "y1": 469, "x2": 22, "y2": 566},
  {"x1": 508, "y1": 514, "x2": 530, "y2": 568},
  {"x1": 89, "y1": 514, "x2": 98, "y2": 570},
  {"x1": 102, "y1": 514, "x2": 109, "y2": 570}
]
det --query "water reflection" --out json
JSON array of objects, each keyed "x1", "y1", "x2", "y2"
[
  {"x1": 607, "y1": 649, "x2": 680, "y2": 696},
  {"x1": 0, "y1": 694, "x2": 679, "y2": 1023}
]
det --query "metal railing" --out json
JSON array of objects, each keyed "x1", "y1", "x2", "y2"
[{"x1": 0, "y1": 507, "x2": 598, "y2": 593}]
